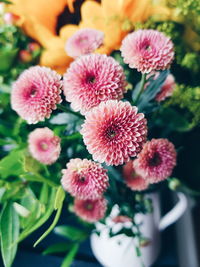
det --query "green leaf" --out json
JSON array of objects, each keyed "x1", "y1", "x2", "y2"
[
  {"x1": 33, "y1": 187, "x2": 65, "y2": 247},
  {"x1": 54, "y1": 226, "x2": 88, "y2": 242},
  {"x1": 33, "y1": 202, "x2": 63, "y2": 247},
  {"x1": 39, "y1": 184, "x2": 50, "y2": 205},
  {"x1": 54, "y1": 186, "x2": 65, "y2": 210},
  {"x1": 137, "y1": 70, "x2": 169, "y2": 112},
  {"x1": 61, "y1": 244, "x2": 79, "y2": 267},
  {"x1": 0, "y1": 0, "x2": 12, "y2": 5},
  {"x1": 20, "y1": 173, "x2": 57, "y2": 187},
  {"x1": 0, "y1": 149, "x2": 25, "y2": 179},
  {"x1": 17, "y1": 187, "x2": 56, "y2": 243},
  {"x1": 0, "y1": 202, "x2": 19, "y2": 267},
  {"x1": 42, "y1": 242, "x2": 73, "y2": 255}
]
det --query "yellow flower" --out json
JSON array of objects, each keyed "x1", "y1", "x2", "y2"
[
  {"x1": 79, "y1": 0, "x2": 170, "y2": 53},
  {"x1": 9, "y1": 0, "x2": 76, "y2": 73},
  {"x1": 9, "y1": 0, "x2": 170, "y2": 73}
]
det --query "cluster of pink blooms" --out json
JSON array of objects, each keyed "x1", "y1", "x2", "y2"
[
  {"x1": 73, "y1": 198, "x2": 107, "y2": 223},
  {"x1": 123, "y1": 160, "x2": 149, "y2": 191},
  {"x1": 122, "y1": 138, "x2": 176, "y2": 191},
  {"x1": 61, "y1": 158, "x2": 108, "y2": 222},
  {"x1": 134, "y1": 138, "x2": 177, "y2": 183},
  {"x1": 11, "y1": 66, "x2": 62, "y2": 124},
  {"x1": 65, "y1": 28, "x2": 104, "y2": 58},
  {"x1": 120, "y1": 29, "x2": 174, "y2": 73},
  {"x1": 10, "y1": 28, "x2": 178, "y2": 223},
  {"x1": 80, "y1": 100, "x2": 147, "y2": 166},
  {"x1": 63, "y1": 54, "x2": 127, "y2": 114},
  {"x1": 28, "y1": 127, "x2": 61, "y2": 165},
  {"x1": 61, "y1": 158, "x2": 109, "y2": 200}
]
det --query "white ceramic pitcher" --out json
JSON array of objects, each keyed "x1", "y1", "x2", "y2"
[{"x1": 90, "y1": 192, "x2": 187, "y2": 267}]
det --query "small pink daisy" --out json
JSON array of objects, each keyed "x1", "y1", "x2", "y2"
[
  {"x1": 63, "y1": 54, "x2": 127, "y2": 115},
  {"x1": 123, "y1": 160, "x2": 149, "y2": 191},
  {"x1": 28, "y1": 127, "x2": 61, "y2": 165},
  {"x1": 61, "y1": 158, "x2": 109, "y2": 200},
  {"x1": 134, "y1": 138, "x2": 177, "y2": 183},
  {"x1": 155, "y1": 74, "x2": 176, "y2": 102},
  {"x1": 120, "y1": 29, "x2": 174, "y2": 73},
  {"x1": 74, "y1": 198, "x2": 107, "y2": 223},
  {"x1": 11, "y1": 66, "x2": 62, "y2": 124},
  {"x1": 65, "y1": 28, "x2": 104, "y2": 58},
  {"x1": 80, "y1": 100, "x2": 147, "y2": 166}
]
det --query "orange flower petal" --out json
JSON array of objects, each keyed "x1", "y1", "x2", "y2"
[
  {"x1": 40, "y1": 48, "x2": 72, "y2": 74},
  {"x1": 80, "y1": 1, "x2": 104, "y2": 30},
  {"x1": 9, "y1": 0, "x2": 67, "y2": 34},
  {"x1": 59, "y1": 24, "x2": 79, "y2": 41}
]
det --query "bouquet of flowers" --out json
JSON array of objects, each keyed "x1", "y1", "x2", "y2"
[{"x1": 0, "y1": 0, "x2": 199, "y2": 267}]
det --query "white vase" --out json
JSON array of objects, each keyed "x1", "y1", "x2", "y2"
[{"x1": 91, "y1": 192, "x2": 187, "y2": 267}]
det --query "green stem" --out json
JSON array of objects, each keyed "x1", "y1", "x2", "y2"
[
  {"x1": 134, "y1": 73, "x2": 147, "y2": 104},
  {"x1": 57, "y1": 104, "x2": 84, "y2": 119},
  {"x1": 62, "y1": 132, "x2": 82, "y2": 142}
]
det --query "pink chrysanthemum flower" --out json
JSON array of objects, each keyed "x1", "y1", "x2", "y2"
[
  {"x1": 134, "y1": 138, "x2": 177, "y2": 183},
  {"x1": 155, "y1": 74, "x2": 176, "y2": 102},
  {"x1": 80, "y1": 100, "x2": 147, "y2": 166},
  {"x1": 65, "y1": 28, "x2": 104, "y2": 58},
  {"x1": 120, "y1": 29, "x2": 174, "y2": 73},
  {"x1": 61, "y1": 158, "x2": 109, "y2": 200},
  {"x1": 28, "y1": 127, "x2": 61, "y2": 165},
  {"x1": 11, "y1": 66, "x2": 62, "y2": 124},
  {"x1": 63, "y1": 54, "x2": 127, "y2": 114},
  {"x1": 74, "y1": 198, "x2": 107, "y2": 223},
  {"x1": 123, "y1": 160, "x2": 149, "y2": 191}
]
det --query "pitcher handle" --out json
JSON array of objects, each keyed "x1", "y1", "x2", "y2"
[{"x1": 159, "y1": 192, "x2": 187, "y2": 231}]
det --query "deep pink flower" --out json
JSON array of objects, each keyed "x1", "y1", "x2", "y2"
[
  {"x1": 28, "y1": 127, "x2": 61, "y2": 165},
  {"x1": 11, "y1": 66, "x2": 62, "y2": 124},
  {"x1": 80, "y1": 100, "x2": 147, "y2": 166},
  {"x1": 63, "y1": 54, "x2": 127, "y2": 114},
  {"x1": 155, "y1": 74, "x2": 176, "y2": 102},
  {"x1": 120, "y1": 29, "x2": 174, "y2": 73},
  {"x1": 123, "y1": 160, "x2": 149, "y2": 191},
  {"x1": 61, "y1": 158, "x2": 109, "y2": 200},
  {"x1": 74, "y1": 198, "x2": 107, "y2": 223},
  {"x1": 65, "y1": 28, "x2": 104, "y2": 58},
  {"x1": 134, "y1": 138, "x2": 177, "y2": 183}
]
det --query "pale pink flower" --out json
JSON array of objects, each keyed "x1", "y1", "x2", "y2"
[
  {"x1": 123, "y1": 160, "x2": 149, "y2": 191},
  {"x1": 80, "y1": 100, "x2": 147, "y2": 166},
  {"x1": 120, "y1": 29, "x2": 174, "y2": 73},
  {"x1": 65, "y1": 28, "x2": 104, "y2": 58},
  {"x1": 28, "y1": 127, "x2": 61, "y2": 165},
  {"x1": 63, "y1": 54, "x2": 127, "y2": 114},
  {"x1": 134, "y1": 138, "x2": 177, "y2": 183},
  {"x1": 11, "y1": 66, "x2": 62, "y2": 124},
  {"x1": 61, "y1": 158, "x2": 109, "y2": 200},
  {"x1": 112, "y1": 216, "x2": 132, "y2": 223},
  {"x1": 74, "y1": 198, "x2": 107, "y2": 223},
  {"x1": 155, "y1": 74, "x2": 176, "y2": 102}
]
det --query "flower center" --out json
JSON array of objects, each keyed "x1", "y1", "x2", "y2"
[
  {"x1": 148, "y1": 152, "x2": 162, "y2": 166},
  {"x1": 145, "y1": 45, "x2": 151, "y2": 51},
  {"x1": 85, "y1": 203, "x2": 93, "y2": 210},
  {"x1": 79, "y1": 176, "x2": 86, "y2": 183},
  {"x1": 86, "y1": 73, "x2": 96, "y2": 84},
  {"x1": 106, "y1": 127, "x2": 117, "y2": 139},
  {"x1": 40, "y1": 141, "x2": 49, "y2": 151},
  {"x1": 29, "y1": 85, "x2": 37, "y2": 98},
  {"x1": 78, "y1": 37, "x2": 88, "y2": 44}
]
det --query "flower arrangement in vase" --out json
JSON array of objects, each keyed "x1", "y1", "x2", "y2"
[{"x1": 0, "y1": 1, "x2": 200, "y2": 267}]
